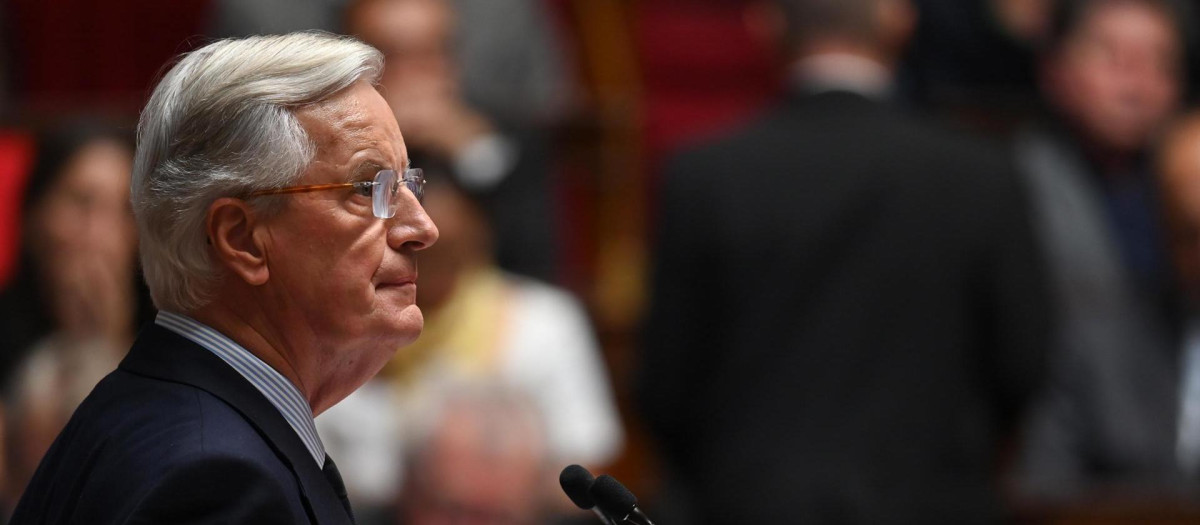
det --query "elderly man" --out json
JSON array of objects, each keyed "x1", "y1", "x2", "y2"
[{"x1": 11, "y1": 32, "x2": 438, "y2": 524}]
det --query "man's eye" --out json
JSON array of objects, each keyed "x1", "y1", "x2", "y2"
[{"x1": 352, "y1": 183, "x2": 373, "y2": 197}]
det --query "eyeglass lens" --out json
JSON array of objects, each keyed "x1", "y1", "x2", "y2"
[{"x1": 371, "y1": 168, "x2": 424, "y2": 219}]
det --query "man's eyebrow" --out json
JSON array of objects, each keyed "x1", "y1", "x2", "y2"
[{"x1": 349, "y1": 160, "x2": 387, "y2": 181}]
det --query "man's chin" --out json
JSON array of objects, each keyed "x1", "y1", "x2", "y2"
[{"x1": 381, "y1": 306, "x2": 424, "y2": 346}]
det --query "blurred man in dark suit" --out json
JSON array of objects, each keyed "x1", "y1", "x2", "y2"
[
  {"x1": 11, "y1": 32, "x2": 438, "y2": 523},
  {"x1": 638, "y1": 1, "x2": 1050, "y2": 523}
]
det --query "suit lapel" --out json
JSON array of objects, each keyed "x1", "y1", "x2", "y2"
[{"x1": 120, "y1": 325, "x2": 354, "y2": 524}]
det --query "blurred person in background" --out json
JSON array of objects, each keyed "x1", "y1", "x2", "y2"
[
  {"x1": 346, "y1": 0, "x2": 561, "y2": 282},
  {"x1": 0, "y1": 122, "x2": 146, "y2": 370},
  {"x1": 397, "y1": 382, "x2": 549, "y2": 525},
  {"x1": 317, "y1": 154, "x2": 622, "y2": 523},
  {"x1": 1012, "y1": 0, "x2": 1190, "y2": 500},
  {"x1": 638, "y1": 0, "x2": 1050, "y2": 523},
  {"x1": 1009, "y1": 109, "x2": 1200, "y2": 514},
  {"x1": 1164, "y1": 112, "x2": 1200, "y2": 490},
  {"x1": 0, "y1": 122, "x2": 152, "y2": 512},
  {"x1": 209, "y1": 0, "x2": 574, "y2": 129}
]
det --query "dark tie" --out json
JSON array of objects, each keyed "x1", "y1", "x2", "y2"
[{"x1": 322, "y1": 454, "x2": 356, "y2": 524}]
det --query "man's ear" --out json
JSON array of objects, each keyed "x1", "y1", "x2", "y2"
[{"x1": 206, "y1": 197, "x2": 269, "y2": 286}]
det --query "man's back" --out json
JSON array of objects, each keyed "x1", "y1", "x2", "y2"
[{"x1": 640, "y1": 90, "x2": 1049, "y2": 524}]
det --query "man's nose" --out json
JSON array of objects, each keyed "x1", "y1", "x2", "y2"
[{"x1": 386, "y1": 192, "x2": 439, "y2": 251}]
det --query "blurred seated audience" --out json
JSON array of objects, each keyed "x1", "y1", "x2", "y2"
[
  {"x1": 209, "y1": 0, "x2": 574, "y2": 128},
  {"x1": 1013, "y1": 0, "x2": 1189, "y2": 500},
  {"x1": 346, "y1": 0, "x2": 562, "y2": 282},
  {"x1": 397, "y1": 382, "x2": 550, "y2": 525},
  {"x1": 0, "y1": 120, "x2": 152, "y2": 510},
  {"x1": 317, "y1": 155, "x2": 622, "y2": 523}
]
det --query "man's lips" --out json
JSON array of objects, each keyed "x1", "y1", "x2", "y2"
[{"x1": 376, "y1": 277, "x2": 416, "y2": 288}]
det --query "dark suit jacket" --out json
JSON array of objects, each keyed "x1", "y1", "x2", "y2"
[
  {"x1": 639, "y1": 90, "x2": 1050, "y2": 524},
  {"x1": 1013, "y1": 126, "x2": 1185, "y2": 494},
  {"x1": 11, "y1": 324, "x2": 354, "y2": 524}
]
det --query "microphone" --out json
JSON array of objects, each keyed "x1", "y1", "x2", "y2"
[
  {"x1": 559, "y1": 464, "x2": 616, "y2": 525},
  {"x1": 589, "y1": 474, "x2": 657, "y2": 525}
]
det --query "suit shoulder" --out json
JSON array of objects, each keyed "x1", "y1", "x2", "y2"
[
  {"x1": 14, "y1": 370, "x2": 297, "y2": 523},
  {"x1": 898, "y1": 113, "x2": 1011, "y2": 163},
  {"x1": 665, "y1": 101, "x2": 1013, "y2": 184},
  {"x1": 664, "y1": 110, "x2": 779, "y2": 169},
  {"x1": 73, "y1": 368, "x2": 275, "y2": 456}
]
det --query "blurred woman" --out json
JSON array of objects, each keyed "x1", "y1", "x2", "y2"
[{"x1": 0, "y1": 120, "x2": 152, "y2": 510}]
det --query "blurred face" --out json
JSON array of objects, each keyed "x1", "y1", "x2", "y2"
[
  {"x1": 28, "y1": 139, "x2": 138, "y2": 336},
  {"x1": 403, "y1": 410, "x2": 545, "y2": 525},
  {"x1": 29, "y1": 139, "x2": 136, "y2": 274},
  {"x1": 256, "y1": 80, "x2": 438, "y2": 409},
  {"x1": 350, "y1": 0, "x2": 457, "y2": 100},
  {"x1": 348, "y1": 0, "x2": 472, "y2": 149},
  {"x1": 1045, "y1": 0, "x2": 1182, "y2": 152}
]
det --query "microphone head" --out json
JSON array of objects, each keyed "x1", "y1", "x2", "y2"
[
  {"x1": 558, "y1": 464, "x2": 597, "y2": 510},
  {"x1": 589, "y1": 474, "x2": 638, "y2": 516}
]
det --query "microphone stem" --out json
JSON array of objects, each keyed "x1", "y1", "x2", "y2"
[
  {"x1": 592, "y1": 507, "x2": 617, "y2": 525},
  {"x1": 623, "y1": 507, "x2": 657, "y2": 525}
]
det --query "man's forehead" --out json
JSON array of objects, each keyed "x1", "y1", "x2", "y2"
[
  {"x1": 294, "y1": 82, "x2": 402, "y2": 155},
  {"x1": 296, "y1": 86, "x2": 373, "y2": 136},
  {"x1": 1074, "y1": 2, "x2": 1178, "y2": 44}
]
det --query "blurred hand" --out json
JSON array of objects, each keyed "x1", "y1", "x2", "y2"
[
  {"x1": 386, "y1": 73, "x2": 494, "y2": 159},
  {"x1": 47, "y1": 248, "x2": 133, "y2": 345}
]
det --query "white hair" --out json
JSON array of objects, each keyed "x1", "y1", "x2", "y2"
[{"x1": 131, "y1": 32, "x2": 383, "y2": 313}]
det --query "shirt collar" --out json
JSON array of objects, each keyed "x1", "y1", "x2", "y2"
[{"x1": 155, "y1": 310, "x2": 326, "y2": 466}]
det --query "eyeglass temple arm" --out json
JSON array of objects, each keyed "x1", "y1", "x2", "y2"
[{"x1": 247, "y1": 182, "x2": 358, "y2": 197}]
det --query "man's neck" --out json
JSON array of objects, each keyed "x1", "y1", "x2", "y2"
[
  {"x1": 791, "y1": 44, "x2": 893, "y2": 97},
  {"x1": 188, "y1": 301, "x2": 313, "y2": 409}
]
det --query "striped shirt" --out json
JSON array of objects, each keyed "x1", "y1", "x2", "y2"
[{"x1": 155, "y1": 311, "x2": 326, "y2": 466}]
